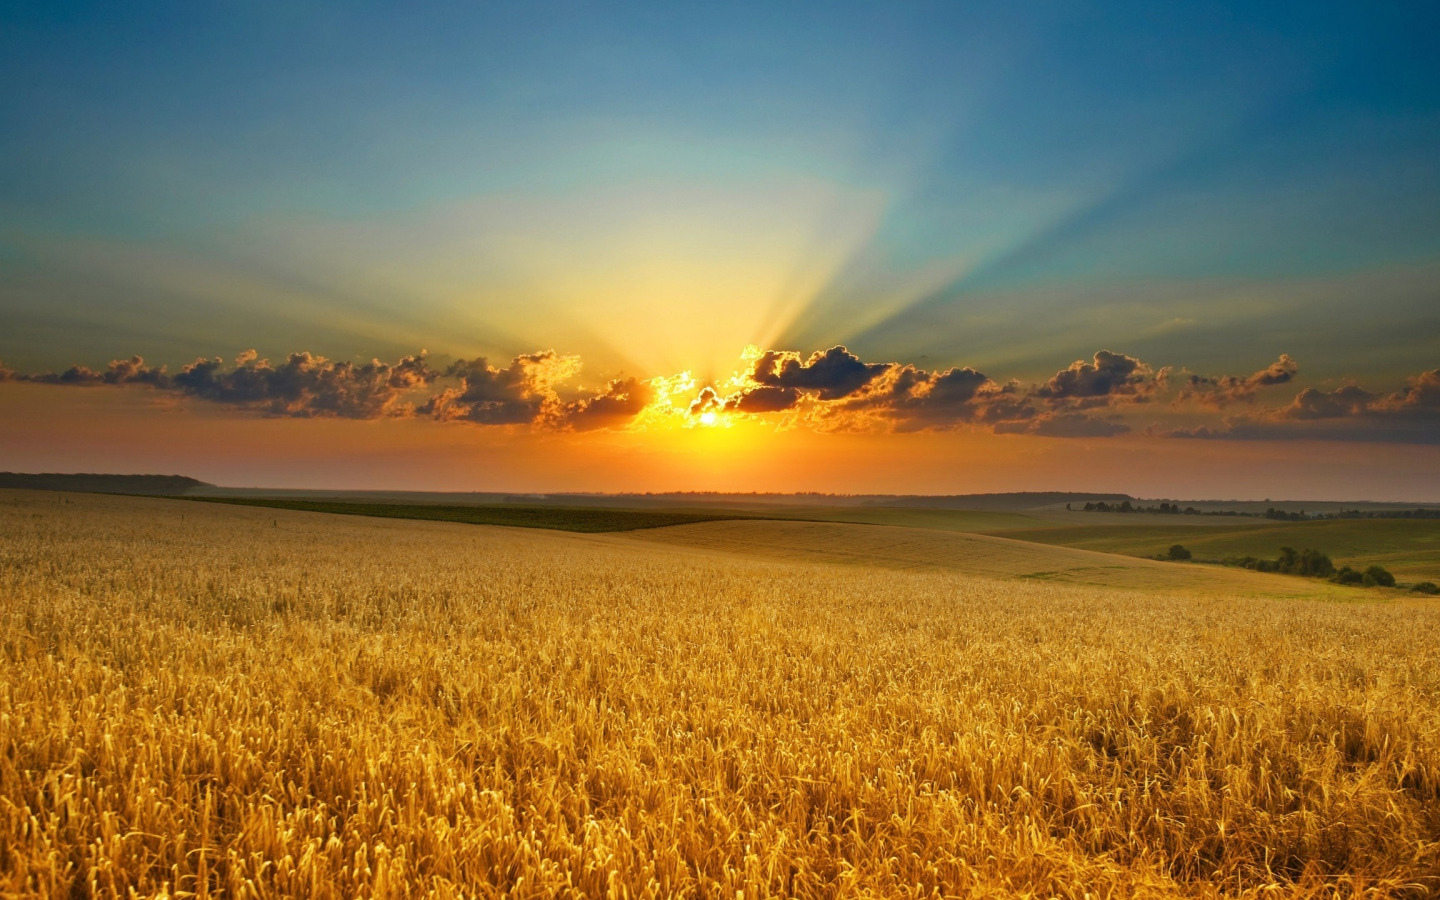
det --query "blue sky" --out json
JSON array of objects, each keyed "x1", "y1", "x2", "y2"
[{"x1": 3, "y1": 3, "x2": 1437, "y2": 368}]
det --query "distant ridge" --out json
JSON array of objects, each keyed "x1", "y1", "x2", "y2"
[
  {"x1": 195, "y1": 487, "x2": 1135, "y2": 511},
  {"x1": 0, "y1": 472, "x2": 212, "y2": 495}
]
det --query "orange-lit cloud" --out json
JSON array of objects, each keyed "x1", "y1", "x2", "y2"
[
  {"x1": 421, "y1": 352, "x2": 574, "y2": 425},
  {"x1": 561, "y1": 377, "x2": 654, "y2": 431},
  {"x1": 1177, "y1": 354, "x2": 1298, "y2": 408},
  {"x1": 173, "y1": 350, "x2": 439, "y2": 418},
  {"x1": 1161, "y1": 369, "x2": 1440, "y2": 444},
  {"x1": 4, "y1": 346, "x2": 1438, "y2": 445},
  {"x1": 1034, "y1": 350, "x2": 1162, "y2": 407},
  {"x1": 4, "y1": 355, "x2": 170, "y2": 387}
]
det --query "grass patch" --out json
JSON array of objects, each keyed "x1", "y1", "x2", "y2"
[
  {"x1": 182, "y1": 496, "x2": 757, "y2": 532},
  {"x1": 997, "y1": 517, "x2": 1440, "y2": 582}
]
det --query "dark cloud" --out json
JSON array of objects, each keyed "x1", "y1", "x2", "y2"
[
  {"x1": 1251, "y1": 354, "x2": 1300, "y2": 387},
  {"x1": 27, "y1": 365, "x2": 106, "y2": 385},
  {"x1": 103, "y1": 356, "x2": 171, "y2": 386},
  {"x1": 1179, "y1": 354, "x2": 1298, "y2": 408},
  {"x1": 9, "y1": 342, "x2": 1431, "y2": 443},
  {"x1": 1160, "y1": 368, "x2": 1440, "y2": 444},
  {"x1": 173, "y1": 350, "x2": 438, "y2": 418},
  {"x1": 723, "y1": 385, "x2": 800, "y2": 414},
  {"x1": 1272, "y1": 368, "x2": 1440, "y2": 430},
  {"x1": 562, "y1": 377, "x2": 653, "y2": 431},
  {"x1": 1390, "y1": 368, "x2": 1440, "y2": 410},
  {"x1": 419, "y1": 351, "x2": 654, "y2": 431},
  {"x1": 420, "y1": 351, "x2": 572, "y2": 424},
  {"x1": 1034, "y1": 350, "x2": 1157, "y2": 405},
  {"x1": 750, "y1": 346, "x2": 890, "y2": 400},
  {"x1": 14, "y1": 355, "x2": 171, "y2": 386},
  {"x1": 3, "y1": 347, "x2": 653, "y2": 430},
  {"x1": 835, "y1": 364, "x2": 1036, "y2": 431},
  {"x1": 1276, "y1": 384, "x2": 1377, "y2": 420},
  {"x1": 688, "y1": 386, "x2": 724, "y2": 416},
  {"x1": 710, "y1": 347, "x2": 1152, "y2": 435},
  {"x1": 1388, "y1": 365, "x2": 1440, "y2": 411}
]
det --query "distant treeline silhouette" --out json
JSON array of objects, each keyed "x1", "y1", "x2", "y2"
[
  {"x1": 1077, "y1": 500, "x2": 1247, "y2": 517},
  {"x1": 0, "y1": 472, "x2": 211, "y2": 495},
  {"x1": 1077, "y1": 500, "x2": 1440, "y2": 520}
]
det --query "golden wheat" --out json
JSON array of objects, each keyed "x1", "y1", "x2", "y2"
[
  {"x1": 1, "y1": 490, "x2": 1438, "y2": 898},
  {"x1": 625, "y1": 519, "x2": 1355, "y2": 597}
]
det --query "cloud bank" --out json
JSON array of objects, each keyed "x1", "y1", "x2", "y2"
[
  {"x1": 1166, "y1": 368, "x2": 1440, "y2": 444},
  {"x1": 1178, "y1": 355, "x2": 1298, "y2": 408},
  {"x1": 3, "y1": 346, "x2": 1436, "y2": 443}
]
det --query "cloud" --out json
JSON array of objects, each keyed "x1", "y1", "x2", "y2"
[
  {"x1": 1275, "y1": 384, "x2": 1377, "y2": 420},
  {"x1": 8, "y1": 342, "x2": 1432, "y2": 443},
  {"x1": 724, "y1": 385, "x2": 801, "y2": 414},
  {"x1": 1161, "y1": 368, "x2": 1440, "y2": 444},
  {"x1": 104, "y1": 356, "x2": 172, "y2": 386},
  {"x1": 1386, "y1": 368, "x2": 1440, "y2": 412},
  {"x1": 421, "y1": 352, "x2": 655, "y2": 430},
  {"x1": 420, "y1": 351, "x2": 575, "y2": 424},
  {"x1": 2, "y1": 346, "x2": 651, "y2": 430},
  {"x1": 561, "y1": 377, "x2": 654, "y2": 431},
  {"x1": 12, "y1": 355, "x2": 171, "y2": 386},
  {"x1": 20, "y1": 365, "x2": 106, "y2": 385},
  {"x1": 10, "y1": 350, "x2": 439, "y2": 418},
  {"x1": 687, "y1": 386, "x2": 725, "y2": 417},
  {"x1": 709, "y1": 345, "x2": 891, "y2": 421},
  {"x1": 749, "y1": 346, "x2": 890, "y2": 400},
  {"x1": 1034, "y1": 350, "x2": 1159, "y2": 406},
  {"x1": 1179, "y1": 354, "x2": 1298, "y2": 407},
  {"x1": 172, "y1": 350, "x2": 439, "y2": 418},
  {"x1": 709, "y1": 351, "x2": 1042, "y2": 432},
  {"x1": 700, "y1": 346, "x2": 1148, "y2": 437},
  {"x1": 831, "y1": 364, "x2": 1037, "y2": 431}
]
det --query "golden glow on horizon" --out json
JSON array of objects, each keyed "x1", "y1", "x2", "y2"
[
  {"x1": 311, "y1": 181, "x2": 894, "y2": 378},
  {"x1": 627, "y1": 349, "x2": 757, "y2": 432},
  {"x1": 3, "y1": 379, "x2": 1438, "y2": 498}
]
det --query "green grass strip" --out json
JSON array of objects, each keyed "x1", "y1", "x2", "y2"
[{"x1": 182, "y1": 496, "x2": 756, "y2": 533}]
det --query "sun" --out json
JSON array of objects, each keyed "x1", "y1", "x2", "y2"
[{"x1": 699, "y1": 410, "x2": 718, "y2": 427}]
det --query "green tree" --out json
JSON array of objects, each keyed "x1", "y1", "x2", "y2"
[{"x1": 1362, "y1": 565, "x2": 1396, "y2": 588}]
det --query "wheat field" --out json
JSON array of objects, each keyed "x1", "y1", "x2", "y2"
[
  {"x1": 625, "y1": 519, "x2": 1355, "y2": 598},
  {"x1": 2, "y1": 490, "x2": 1439, "y2": 898}
]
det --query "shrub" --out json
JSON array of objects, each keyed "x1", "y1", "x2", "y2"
[
  {"x1": 1227, "y1": 548, "x2": 1333, "y2": 578},
  {"x1": 1331, "y1": 566, "x2": 1363, "y2": 585},
  {"x1": 1410, "y1": 581, "x2": 1439, "y2": 595},
  {"x1": 1167, "y1": 544, "x2": 1192, "y2": 561},
  {"x1": 1297, "y1": 549, "x2": 1335, "y2": 577},
  {"x1": 1362, "y1": 565, "x2": 1396, "y2": 588}
]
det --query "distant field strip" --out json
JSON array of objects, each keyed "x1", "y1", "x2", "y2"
[
  {"x1": 181, "y1": 496, "x2": 755, "y2": 532},
  {"x1": 626, "y1": 519, "x2": 1356, "y2": 597},
  {"x1": 1003, "y1": 517, "x2": 1440, "y2": 582}
]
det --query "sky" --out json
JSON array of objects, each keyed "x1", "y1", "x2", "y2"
[{"x1": 1, "y1": 1, "x2": 1438, "y2": 498}]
